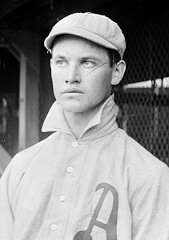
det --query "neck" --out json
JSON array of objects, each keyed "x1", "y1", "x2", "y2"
[{"x1": 63, "y1": 104, "x2": 102, "y2": 139}]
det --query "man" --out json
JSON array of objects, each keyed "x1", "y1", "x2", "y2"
[{"x1": 0, "y1": 12, "x2": 169, "y2": 240}]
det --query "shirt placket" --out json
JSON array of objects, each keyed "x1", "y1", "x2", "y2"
[{"x1": 39, "y1": 138, "x2": 85, "y2": 240}]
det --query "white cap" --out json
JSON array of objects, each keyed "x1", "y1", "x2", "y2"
[{"x1": 44, "y1": 12, "x2": 126, "y2": 58}]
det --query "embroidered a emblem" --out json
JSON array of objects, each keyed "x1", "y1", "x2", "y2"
[{"x1": 73, "y1": 182, "x2": 119, "y2": 240}]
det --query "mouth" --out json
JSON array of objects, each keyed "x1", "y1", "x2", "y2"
[{"x1": 62, "y1": 89, "x2": 84, "y2": 94}]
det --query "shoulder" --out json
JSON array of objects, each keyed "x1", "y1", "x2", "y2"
[
  {"x1": 1, "y1": 133, "x2": 57, "y2": 183},
  {"x1": 112, "y1": 128, "x2": 169, "y2": 182},
  {"x1": 14, "y1": 133, "x2": 55, "y2": 162},
  {"x1": 118, "y1": 129, "x2": 169, "y2": 188},
  {"x1": 125, "y1": 132, "x2": 166, "y2": 170},
  {"x1": 0, "y1": 132, "x2": 59, "y2": 202},
  {"x1": 115, "y1": 128, "x2": 166, "y2": 168}
]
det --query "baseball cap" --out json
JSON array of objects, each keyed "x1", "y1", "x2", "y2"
[{"x1": 44, "y1": 12, "x2": 126, "y2": 58}]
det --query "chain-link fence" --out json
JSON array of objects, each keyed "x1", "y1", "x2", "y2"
[{"x1": 115, "y1": 14, "x2": 169, "y2": 166}]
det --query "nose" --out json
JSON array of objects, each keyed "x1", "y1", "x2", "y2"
[{"x1": 65, "y1": 63, "x2": 81, "y2": 84}]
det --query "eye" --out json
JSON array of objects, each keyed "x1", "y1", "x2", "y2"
[
  {"x1": 81, "y1": 59, "x2": 97, "y2": 68},
  {"x1": 52, "y1": 58, "x2": 67, "y2": 67}
]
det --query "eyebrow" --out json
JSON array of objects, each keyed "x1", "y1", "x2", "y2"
[
  {"x1": 52, "y1": 54, "x2": 101, "y2": 61},
  {"x1": 52, "y1": 55, "x2": 67, "y2": 59},
  {"x1": 80, "y1": 56, "x2": 100, "y2": 61}
]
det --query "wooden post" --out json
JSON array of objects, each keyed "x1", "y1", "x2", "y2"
[{"x1": 19, "y1": 54, "x2": 27, "y2": 151}]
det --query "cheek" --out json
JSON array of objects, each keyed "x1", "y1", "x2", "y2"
[
  {"x1": 88, "y1": 72, "x2": 112, "y2": 96},
  {"x1": 51, "y1": 71, "x2": 63, "y2": 96},
  {"x1": 51, "y1": 81, "x2": 62, "y2": 102}
]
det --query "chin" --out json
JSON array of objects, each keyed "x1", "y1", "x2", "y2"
[{"x1": 61, "y1": 102, "x2": 84, "y2": 113}]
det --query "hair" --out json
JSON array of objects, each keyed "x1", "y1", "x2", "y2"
[{"x1": 107, "y1": 49, "x2": 121, "y2": 67}]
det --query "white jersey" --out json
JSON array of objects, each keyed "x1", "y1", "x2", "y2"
[{"x1": 0, "y1": 95, "x2": 169, "y2": 240}]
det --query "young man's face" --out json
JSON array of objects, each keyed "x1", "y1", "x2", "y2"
[{"x1": 50, "y1": 35, "x2": 115, "y2": 115}]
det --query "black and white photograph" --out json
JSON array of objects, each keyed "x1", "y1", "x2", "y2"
[{"x1": 0, "y1": 1, "x2": 169, "y2": 239}]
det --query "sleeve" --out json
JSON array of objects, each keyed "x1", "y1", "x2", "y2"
[
  {"x1": 0, "y1": 153, "x2": 23, "y2": 240},
  {"x1": 130, "y1": 163, "x2": 169, "y2": 240},
  {"x1": 0, "y1": 163, "x2": 14, "y2": 239}
]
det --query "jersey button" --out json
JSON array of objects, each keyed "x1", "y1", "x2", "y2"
[
  {"x1": 72, "y1": 141, "x2": 79, "y2": 147},
  {"x1": 66, "y1": 166, "x2": 73, "y2": 174},
  {"x1": 59, "y1": 195, "x2": 65, "y2": 202},
  {"x1": 50, "y1": 223, "x2": 58, "y2": 231}
]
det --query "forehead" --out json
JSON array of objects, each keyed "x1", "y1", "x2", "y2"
[{"x1": 51, "y1": 34, "x2": 109, "y2": 57}]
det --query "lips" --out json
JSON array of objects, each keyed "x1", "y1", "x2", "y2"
[{"x1": 62, "y1": 88, "x2": 84, "y2": 94}]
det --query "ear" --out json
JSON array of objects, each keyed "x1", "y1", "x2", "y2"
[{"x1": 111, "y1": 60, "x2": 126, "y2": 85}]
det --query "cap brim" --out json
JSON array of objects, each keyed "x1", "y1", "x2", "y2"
[{"x1": 44, "y1": 26, "x2": 119, "y2": 53}]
